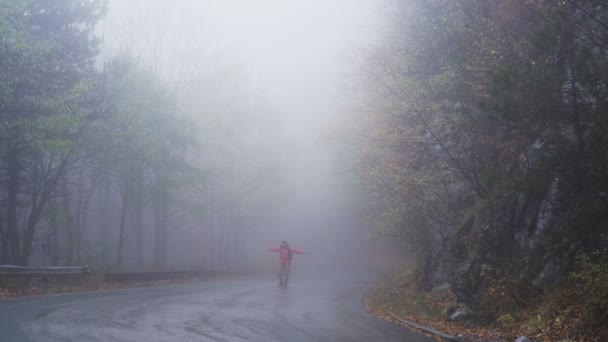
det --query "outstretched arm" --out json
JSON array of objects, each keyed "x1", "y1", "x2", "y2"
[
  {"x1": 268, "y1": 247, "x2": 280, "y2": 252},
  {"x1": 291, "y1": 248, "x2": 306, "y2": 255}
]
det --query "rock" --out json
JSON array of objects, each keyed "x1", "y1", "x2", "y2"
[
  {"x1": 530, "y1": 177, "x2": 559, "y2": 239},
  {"x1": 532, "y1": 257, "x2": 566, "y2": 289},
  {"x1": 532, "y1": 242, "x2": 579, "y2": 290},
  {"x1": 514, "y1": 337, "x2": 531, "y2": 342},
  {"x1": 449, "y1": 306, "x2": 473, "y2": 321},
  {"x1": 431, "y1": 283, "x2": 451, "y2": 293}
]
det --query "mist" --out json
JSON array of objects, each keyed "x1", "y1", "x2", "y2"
[
  {"x1": 4, "y1": 1, "x2": 608, "y2": 340},
  {"x1": 52, "y1": 0, "x2": 403, "y2": 273}
]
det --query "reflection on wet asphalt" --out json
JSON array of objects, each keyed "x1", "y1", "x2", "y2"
[{"x1": 0, "y1": 272, "x2": 432, "y2": 342}]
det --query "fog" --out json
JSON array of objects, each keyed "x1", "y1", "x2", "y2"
[
  {"x1": 0, "y1": 0, "x2": 411, "y2": 274},
  {"x1": 83, "y1": 0, "x2": 403, "y2": 273},
  {"x1": 4, "y1": 2, "x2": 607, "y2": 340}
]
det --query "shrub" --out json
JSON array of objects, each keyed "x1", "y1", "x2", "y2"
[
  {"x1": 569, "y1": 249, "x2": 608, "y2": 325},
  {"x1": 477, "y1": 264, "x2": 523, "y2": 316}
]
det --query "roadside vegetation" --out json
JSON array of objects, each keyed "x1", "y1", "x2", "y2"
[
  {"x1": 0, "y1": 274, "x2": 197, "y2": 298},
  {"x1": 0, "y1": 271, "x2": 256, "y2": 299},
  {"x1": 0, "y1": 0, "x2": 285, "y2": 271},
  {"x1": 358, "y1": 1, "x2": 608, "y2": 340},
  {"x1": 367, "y1": 250, "x2": 608, "y2": 341}
]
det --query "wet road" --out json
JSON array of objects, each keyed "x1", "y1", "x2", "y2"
[{"x1": 0, "y1": 272, "x2": 432, "y2": 342}]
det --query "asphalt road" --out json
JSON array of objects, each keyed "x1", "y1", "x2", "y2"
[{"x1": 0, "y1": 271, "x2": 432, "y2": 342}]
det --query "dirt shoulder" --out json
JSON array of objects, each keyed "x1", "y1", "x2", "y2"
[{"x1": 0, "y1": 273, "x2": 259, "y2": 299}]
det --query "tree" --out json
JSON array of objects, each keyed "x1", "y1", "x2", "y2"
[
  {"x1": 93, "y1": 58, "x2": 194, "y2": 269},
  {"x1": 359, "y1": 0, "x2": 608, "y2": 297},
  {"x1": 0, "y1": 0, "x2": 105, "y2": 265}
]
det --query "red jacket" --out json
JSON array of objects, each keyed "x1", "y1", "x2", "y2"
[{"x1": 268, "y1": 246, "x2": 306, "y2": 265}]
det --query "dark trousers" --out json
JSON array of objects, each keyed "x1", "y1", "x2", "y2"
[{"x1": 278, "y1": 262, "x2": 291, "y2": 285}]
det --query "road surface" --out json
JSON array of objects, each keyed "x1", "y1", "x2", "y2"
[{"x1": 0, "y1": 272, "x2": 432, "y2": 342}]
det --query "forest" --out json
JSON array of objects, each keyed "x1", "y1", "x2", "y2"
[
  {"x1": 0, "y1": 0, "x2": 288, "y2": 271},
  {"x1": 1, "y1": 0, "x2": 607, "y2": 340},
  {"x1": 361, "y1": 0, "x2": 608, "y2": 339}
]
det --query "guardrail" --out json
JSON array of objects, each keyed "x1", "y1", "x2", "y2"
[
  {"x1": 0, "y1": 265, "x2": 90, "y2": 277},
  {"x1": 104, "y1": 270, "x2": 220, "y2": 282}
]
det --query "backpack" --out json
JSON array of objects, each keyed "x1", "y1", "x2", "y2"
[{"x1": 280, "y1": 246, "x2": 293, "y2": 260}]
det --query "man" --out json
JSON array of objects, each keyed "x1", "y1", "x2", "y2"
[{"x1": 268, "y1": 240, "x2": 306, "y2": 287}]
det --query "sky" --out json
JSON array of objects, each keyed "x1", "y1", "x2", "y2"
[{"x1": 99, "y1": 0, "x2": 382, "y2": 136}]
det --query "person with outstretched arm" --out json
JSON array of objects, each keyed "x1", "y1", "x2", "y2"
[{"x1": 268, "y1": 240, "x2": 306, "y2": 287}]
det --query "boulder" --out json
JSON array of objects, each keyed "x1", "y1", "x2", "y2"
[
  {"x1": 449, "y1": 306, "x2": 473, "y2": 321},
  {"x1": 531, "y1": 242, "x2": 579, "y2": 290}
]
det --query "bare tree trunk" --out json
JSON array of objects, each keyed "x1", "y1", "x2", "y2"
[
  {"x1": 561, "y1": 8, "x2": 588, "y2": 195},
  {"x1": 219, "y1": 215, "x2": 230, "y2": 270},
  {"x1": 116, "y1": 186, "x2": 129, "y2": 266},
  {"x1": 98, "y1": 180, "x2": 112, "y2": 266},
  {"x1": 6, "y1": 147, "x2": 21, "y2": 264},
  {"x1": 212, "y1": 213, "x2": 221, "y2": 269},
  {"x1": 21, "y1": 194, "x2": 45, "y2": 266},
  {"x1": 21, "y1": 157, "x2": 70, "y2": 266},
  {"x1": 50, "y1": 208, "x2": 59, "y2": 266},
  {"x1": 62, "y1": 178, "x2": 76, "y2": 265},
  {"x1": 0, "y1": 216, "x2": 7, "y2": 264},
  {"x1": 568, "y1": 59, "x2": 587, "y2": 194},
  {"x1": 133, "y1": 167, "x2": 144, "y2": 269},
  {"x1": 153, "y1": 186, "x2": 168, "y2": 269},
  {"x1": 73, "y1": 169, "x2": 99, "y2": 265}
]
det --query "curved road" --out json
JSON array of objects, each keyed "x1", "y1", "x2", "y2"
[{"x1": 0, "y1": 272, "x2": 432, "y2": 342}]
